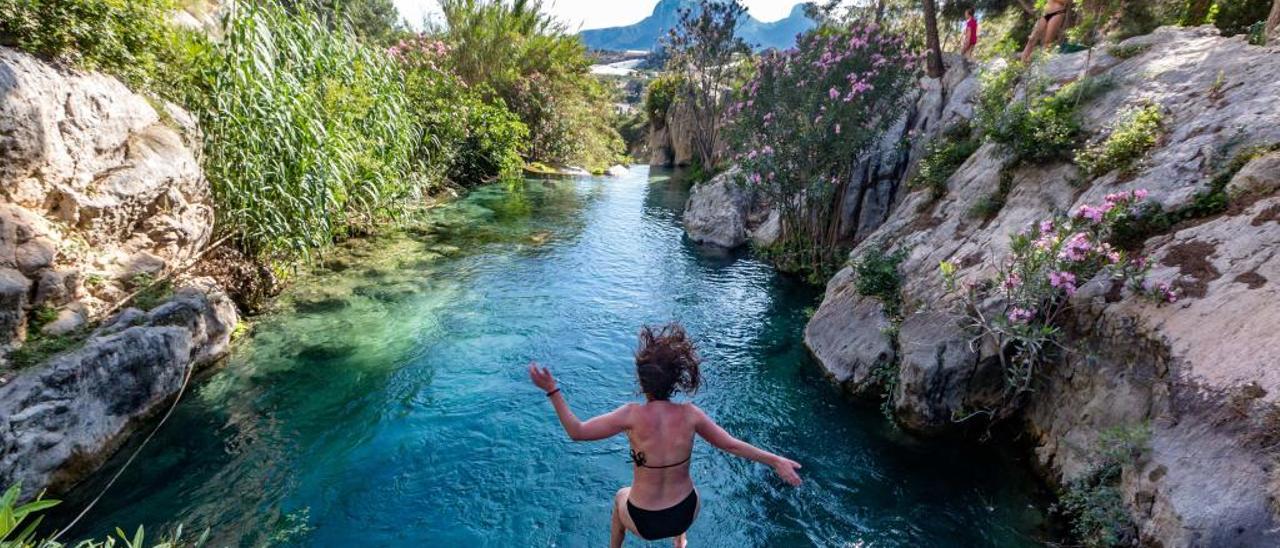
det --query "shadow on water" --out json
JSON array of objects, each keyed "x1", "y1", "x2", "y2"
[{"x1": 50, "y1": 166, "x2": 1053, "y2": 547}]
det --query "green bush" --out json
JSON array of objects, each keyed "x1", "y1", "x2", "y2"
[
  {"x1": 853, "y1": 246, "x2": 909, "y2": 319},
  {"x1": 188, "y1": 3, "x2": 422, "y2": 264},
  {"x1": 450, "y1": 97, "x2": 529, "y2": 184},
  {"x1": 910, "y1": 122, "x2": 980, "y2": 203},
  {"x1": 1075, "y1": 103, "x2": 1165, "y2": 178},
  {"x1": 980, "y1": 73, "x2": 1113, "y2": 166},
  {"x1": 1054, "y1": 425, "x2": 1150, "y2": 548},
  {"x1": 1, "y1": 481, "x2": 206, "y2": 547},
  {"x1": 0, "y1": 0, "x2": 180, "y2": 90},
  {"x1": 1106, "y1": 42, "x2": 1151, "y2": 60}
]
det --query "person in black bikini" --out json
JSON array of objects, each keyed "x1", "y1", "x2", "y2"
[
  {"x1": 1021, "y1": 0, "x2": 1072, "y2": 62},
  {"x1": 528, "y1": 323, "x2": 802, "y2": 547}
]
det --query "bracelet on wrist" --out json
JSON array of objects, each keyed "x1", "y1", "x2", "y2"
[{"x1": 545, "y1": 388, "x2": 561, "y2": 397}]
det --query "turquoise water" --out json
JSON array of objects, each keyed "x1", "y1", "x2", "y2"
[{"x1": 59, "y1": 167, "x2": 1048, "y2": 546}]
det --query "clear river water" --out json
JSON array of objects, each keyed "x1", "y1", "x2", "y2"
[{"x1": 59, "y1": 167, "x2": 1050, "y2": 546}]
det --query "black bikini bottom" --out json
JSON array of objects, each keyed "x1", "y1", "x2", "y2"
[
  {"x1": 627, "y1": 490, "x2": 698, "y2": 540},
  {"x1": 1043, "y1": 9, "x2": 1066, "y2": 23}
]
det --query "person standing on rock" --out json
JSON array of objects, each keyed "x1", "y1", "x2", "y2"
[
  {"x1": 962, "y1": 8, "x2": 980, "y2": 60},
  {"x1": 1021, "y1": 0, "x2": 1072, "y2": 63},
  {"x1": 528, "y1": 322, "x2": 802, "y2": 548}
]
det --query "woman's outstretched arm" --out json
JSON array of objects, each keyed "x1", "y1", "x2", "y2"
[
  {"x1": 691, "y1": 405, "x2": 802, "y2": 486},
  {"x1": 528, "y1": 362, "x2": 630, "y2": 441}
]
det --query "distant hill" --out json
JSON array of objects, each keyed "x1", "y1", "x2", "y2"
[{"x1": 578, "y1": 0, "x2": 816, "y2": 52}]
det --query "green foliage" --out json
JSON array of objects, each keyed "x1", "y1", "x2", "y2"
[
  {"x1": 979, "y1": 68, "x2": 1113, "y2": 166},
  {"x1": 126, "y1": 273, "x2": 175, "y2": 311},
  {"x1": 436, "y1": 0, "x2": 623, "y2": 169},
  {"x1": 643, "y1": 74, "x2": 683, "y2": 127},
  {"x1": 450, "y1": 97, "x2": 529, "y2": 183},
  {"x1": 853, "y1": 246, "x2": 909, "y2": 319},
  {"x1": 1, "y1": 481, "x2": 207, "y2": 547},
  {"x1": 8, "y1": 307, "x2": 86, "y2": 369},
  {"x1": 1075, "y1": 102, "x2": 1165, "y2": 178},
  {"x1": 1106, "y1": 42, "x2": 1151, "y2": 59},
  {"x1": 0, "y1": 0, "x2": 180, "y2": 91},
  {"x1": 910, "y1": 122, "x2": 980, "y2": 203},
  {"x1": 1054, "y1": 424, "x2": 1151, "y2": 548},
  {"x1": 291, "y1": 0, "x2": 407, "y2": 46},
  {"x1": 663, "y1": 0, "x2": 751, "y2": 170},
  {"x1": 187, "y1": 3, "x2": 422, "y2": 264},
  {"x1": 1207, "y1": 0, "x2": 1274, "y2": 37}
]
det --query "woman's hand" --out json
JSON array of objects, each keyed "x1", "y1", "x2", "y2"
[
  {"x1": 527, "y1": 362, "x2": 558, "y2": 394},
  {"x1": 770, "y1": 456, "x2": 803, "y2": 486}
]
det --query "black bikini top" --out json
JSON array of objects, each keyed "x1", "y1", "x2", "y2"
[{"x1": 629, "y1": 448, "x2": 691, "y2": 469}]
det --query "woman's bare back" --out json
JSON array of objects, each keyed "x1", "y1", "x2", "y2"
[{"x1": 624, "y1": 401, "x2": 697, "y2": 509}]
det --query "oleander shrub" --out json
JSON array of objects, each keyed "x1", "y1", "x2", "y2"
[
  {"x1": 731, "y1": 22, "x2": 919, "y2": 279},
  {"x1": 942, "y1": 190, "x2": 1176, "y2": 418},
  {"x1": 1075, "y1": 102, "x2": 1165, "y2": 178}
]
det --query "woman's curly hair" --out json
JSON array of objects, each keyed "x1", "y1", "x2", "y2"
[{"x1": 634, "y1": 323, "x2": 701, "y2": 400}]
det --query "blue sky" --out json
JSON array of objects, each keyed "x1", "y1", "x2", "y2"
[{"x1": 392, "y1": 0, "x2": 811, "y2": 31}]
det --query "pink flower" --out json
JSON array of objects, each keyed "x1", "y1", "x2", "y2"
[
  {"x1": 1075, "y1": 205, "x2": 1104, "y2": 223},
  {"x1": 1007, "y1": 307, "x2": 1035, "y2": 323},
  {"x1": 1060, "y1": 233, "x2": 1093, "y2": 262},
  {"x1": 1134, "y1": 189, "x2": 1149, "y2": 200},
  {"x1": 829, "y1": 87, "x2": 840, "y2": 100},
  {"x1": 835, "y1": 124, "x2": 842, "y2": 135},
  {"x1": 1039, "y1": 220, "x2": 1055, "y2": 234},
  {"x1": 1049, "y1": 271, "x2": 1078, "y2": 296},
  {"x1": 1003, "y1": 272, "x2": 1022, "y2": 290}
]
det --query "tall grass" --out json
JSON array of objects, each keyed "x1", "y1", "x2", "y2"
[{"x1": 188, "y1": 3, "x2": 423, "y2": 265}]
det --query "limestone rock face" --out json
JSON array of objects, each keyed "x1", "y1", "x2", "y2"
[
  {"x1": 803, "y1": 268, "x2": 895, "y2": 397},
  {"x1": 804, "y1": 28, "x2": 1280, "y2": 545},
  {"x1": 649, "y1": 99, "x2": 697, "y2": 167},
  {"x1": 0, "y1": 46, "x2": 214, "y2": 352},
  {"x1": 0, "y1": 285, "x2": 237, "y2": 497}
]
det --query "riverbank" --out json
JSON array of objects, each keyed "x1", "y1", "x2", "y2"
[{"x1": 684, "y1": 26, "x2": 1280, "y2": 546}]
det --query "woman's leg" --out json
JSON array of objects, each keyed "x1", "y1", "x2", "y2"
[
  {"x1": 1043, "y1": 13, "x2": 1067, "y2": 51},
  {"x1": 672, "y1": 489, "x2": 702, "y2": 548},
  {"x1": 612, "y1": 487, "x2": 639, "y2": 548},
  {"x1": 1021, "y1": 17, "x2": 1047, "y2": 63}
]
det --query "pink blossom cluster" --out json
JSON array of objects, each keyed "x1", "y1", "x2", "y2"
[{"x1": 387, "y1": 35, "x2": 451, "y2": 70}]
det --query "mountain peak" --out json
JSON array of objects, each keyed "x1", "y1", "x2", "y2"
[{"x1": 579, "y1": 1, "x2": 816, "y2": 52}]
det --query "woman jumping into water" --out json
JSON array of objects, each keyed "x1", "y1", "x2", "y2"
[{"x1": 528, "y1": 323, "x2": 802, "y2": 547}]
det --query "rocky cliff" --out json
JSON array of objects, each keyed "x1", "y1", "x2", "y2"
[
  {"x1": 688, "y1": 27, "x2": 1280, "y2": 546},
  {"x1": 0, "y1": 47, "x2": 238, "y2": 496}
]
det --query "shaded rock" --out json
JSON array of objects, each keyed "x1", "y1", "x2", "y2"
[
  {"x1": 1226, "y1": 151, "x2": 1280, "y2": 202},
  {"x1": 40, "y1": 308, "x2": 85, "y2": 337},
  {"x1": 893, "y1": 310, "x2": 1001, "y2": 433},
  {"x1": 33, "y1": 269, "x2": 81, "y2": 308},
  {"x1": 15, "y1": 238, "x2": 55, "y2": 275},
  {"x1": 0, "y1": 268, "x2": 31, "y2": 344},
  {"x1": 94, "y1": 308, "x2": 147, "y2": 337},
  {"x1": 750, "y1": 209, "x2": 782, "y2": 248},
  {"x1": 0, "y1": 286, "x2": 237, "y2": 496},
  {"x1": 803, "y1": 268, "x2": 895, "y2": 397},
  {"x1": 122, "y1": 251, "x2": 167, "y2": 279},
  {"x1": 606, "y1": 165, "x2": 629, "y2": 177}
]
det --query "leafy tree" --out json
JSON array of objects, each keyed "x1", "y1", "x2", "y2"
[
  {"x1": 663, "y1": 0, "x2": 751, "y2": 171},
  {"x1": 278, "y1": 0, "x2": 406, "y2": 45}
]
